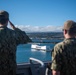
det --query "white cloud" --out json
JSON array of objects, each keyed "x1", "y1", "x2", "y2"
[{"x1": 9, "y1": 25, "x2": 62, "y2": 32}]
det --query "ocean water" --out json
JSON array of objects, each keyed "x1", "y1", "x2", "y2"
[
  {"x1": 16, "y1": 43, "x2": 54, "y2": 63},
  {"x1": 16, "y1": 39, "x2": 62, "y2": 63}
]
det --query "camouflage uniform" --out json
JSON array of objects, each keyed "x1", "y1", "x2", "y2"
[
  {"x1": 51, "y1": 38, "x2": 76, "y2": 75},
  {"x1": 0, "y1": 26, "x2": 32, "y2": 75}
]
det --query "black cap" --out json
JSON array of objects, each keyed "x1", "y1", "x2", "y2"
[{"x1": 0, "y1": 10, "x2": 9, "y2": 19}]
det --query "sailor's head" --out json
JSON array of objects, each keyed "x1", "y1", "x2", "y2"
[
  {"x1": 63, "y1": 20, "x2": 76, "y2": 36},
  {"x1": 0, "y1": 10, "x2": 9, "y2": 25}
]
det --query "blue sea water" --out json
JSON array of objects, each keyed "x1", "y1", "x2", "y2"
[{"x1": 16, "y1": 39, "x2": 62, "y2": 63}]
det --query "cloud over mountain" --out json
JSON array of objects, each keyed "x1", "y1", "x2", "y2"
[{"x1": 12, "y1": 25, "x2": 62, "y2": 32}]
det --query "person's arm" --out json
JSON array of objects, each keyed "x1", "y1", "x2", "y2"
[
  {"x1": 52, "y1": 70, "x2": 60, "y2": 75},
  {"x1": 9, "y1": 21, "x2": 32, "y2": 45},
  {"x1": 9, "y1": 20, "x2": 16, "y2": 29},
  {"x1": 51, "y1": 44, "x2": 62, "y2": 75}
]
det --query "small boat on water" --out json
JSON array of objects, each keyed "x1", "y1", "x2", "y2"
[{"x1": 31, "y1": 44, "x2": 51, "y2": 51}]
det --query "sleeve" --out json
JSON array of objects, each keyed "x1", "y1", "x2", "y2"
[
  {"x1": 14, "y1": 28, "x2": 32, "y2": 45},
  {"x1": 51, "y1": 44, "x2": 62, "y2": 71}
]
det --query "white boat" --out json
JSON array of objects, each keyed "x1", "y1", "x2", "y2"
[{"x1": 31, "y1": 44, "x2": 51, "y2": 51}]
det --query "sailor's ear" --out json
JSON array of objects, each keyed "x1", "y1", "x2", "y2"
[{"x1": 64, "y1": 29, "x2": 67, "y2": 34}]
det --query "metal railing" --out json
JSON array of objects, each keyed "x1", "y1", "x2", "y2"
[{"x1": 29, "y1": 57, "x2": 46, "y2": 75}]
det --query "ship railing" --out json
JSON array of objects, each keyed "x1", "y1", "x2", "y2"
[
  {"x1": 29, "y1": 57, "x2": 51, "y2": 75},
  {"x1": 29, "y1": 57, "x2": 45, "y2": 75}
]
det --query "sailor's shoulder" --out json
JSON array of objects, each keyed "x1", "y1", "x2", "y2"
[{"x1": 54, "y1": 41, "x2": 64, "y2": 48}]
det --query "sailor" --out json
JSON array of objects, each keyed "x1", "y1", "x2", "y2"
[
  {"x1": 51, "y1": 20, "x2": 76, "y2": 75},
  {"x1": 0, "y1": 10, "x2": 32, "y2": 75}
]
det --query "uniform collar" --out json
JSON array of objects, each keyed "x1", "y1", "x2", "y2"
[{"x1": 64, "y1": 38, "x2": 76, "y2": 41}]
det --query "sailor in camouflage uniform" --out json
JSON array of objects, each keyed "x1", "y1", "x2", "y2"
[
  {"x1": 51, "y1": 20, "x2": 76, "y2": 75},
  {"x1": 0, "y1": 10, "x2": 32, "y2": 75}
]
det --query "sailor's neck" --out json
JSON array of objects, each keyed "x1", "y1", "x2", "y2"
[
  {"x1": 0, "y1": 24, "x2": 7, "y2": 28},
  {"x1": 65, "y1": 36, "x2": 76, "y2": 39}
]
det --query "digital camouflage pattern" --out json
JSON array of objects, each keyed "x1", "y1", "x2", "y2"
[
  {"x1": 51, "y1": 38, "x2": 76, "y2": 75},
  {"x1": 0, "y1": 26, "x2": 32, "y2": 75}
]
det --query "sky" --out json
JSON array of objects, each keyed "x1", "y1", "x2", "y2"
[{"x1": 0, "y1": 0, "x2": 76, "y2": 32}]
